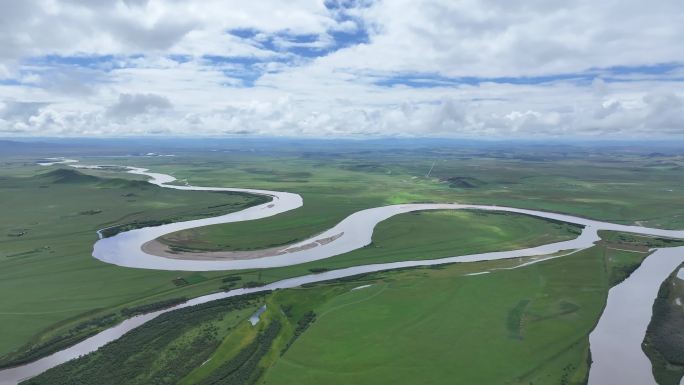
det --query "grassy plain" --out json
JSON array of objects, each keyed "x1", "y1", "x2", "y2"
[
  {"x1": 161, "y1": 209, "x2": 579, "y2": 258},
  {"x1": 24, "y1": 239, "x2": 649, "y2": 385},
  {"x1": 0, "y1": 164, "x2": 266, "y2": 360},
  {"x1": 1, "y1": 143, "x2": 683, "y2": 373},
  {"x1": 263, "y1": 245, "x2": 644, "y2": 385},
  {"x1": 0, "y1": 156, "x2": 578, "y2": 361},
  {"x1": 138, "y1": 148, "x2": 684, "y2": 252}
]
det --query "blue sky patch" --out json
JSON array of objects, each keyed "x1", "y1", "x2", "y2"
[{"x1": 374, "y1": 63, "x2": 684, "y2": 88}]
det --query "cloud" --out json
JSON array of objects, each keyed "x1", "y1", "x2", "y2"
[
  {"x1": 593, "y1": 100, "x2": 621, "y2": 120},
  {"x1": 316, "y1": 0, "x2": 684, "y2": 77},
  {"x1": 108, "y1": 18, "x2": 197, "y2": 51},
  {"x1": 107, "y1": 93, "x2": 173, "y2": 118},
  {"x1": 0, "y1": 1, "x2": 344, "y2": 61},
  {"x1": 0, "y1": 85, "x2": 682, "y2": 138},
  {"x1": 0, "y1": 101, "x2": 48, "y2": 120},
  {"x1": 641, "y1": 92, "x2": 684, "y2": 134},
  {"x1": 0, "y1": 0, "x2": 682, "y2": 138}
]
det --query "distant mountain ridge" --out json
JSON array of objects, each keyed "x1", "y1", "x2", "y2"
[{"x1": 0, "y1": 139, "x2": 70, "y2": 154}]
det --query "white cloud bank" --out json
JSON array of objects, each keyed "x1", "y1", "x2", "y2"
[{"x1": 0, "y1": 0, "x2": 682, "y2": 137}]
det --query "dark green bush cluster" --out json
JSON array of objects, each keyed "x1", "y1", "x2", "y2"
[
  {"x1": 220, "y1": 276, "x2": 243, "y2": 291},
  {"x1": 506, "y1": 299, "x2": 530, "y2": 340},
  {"x1": 608, "y1": 263, "x2": 641, "y2": 287},
  {"x1": 199, "y1": 320, "x2": 282, "y2": 385},
  {"x1": 22, "y1": 293, "x2": 267, "y2": 385},
  {"x1": 281, "y1": 311, "x2": 316, "y2": 355},
  {"x1": 99, "y1": 219, "x2": 175, "y2": 238},
  {"x1": 120, "y1": 297, "x2": 188, "y2": 317},
  {"x1": 646, "y1": 280, "x2": 684, "y2": 365}
]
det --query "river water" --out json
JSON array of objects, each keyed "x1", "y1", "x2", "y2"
[
  {"x1": 588, "y1": 246, "x2": 684, "y2": 385},
  {"x1": 83, "y1": 164, "x2": 684, "y2": 271}
]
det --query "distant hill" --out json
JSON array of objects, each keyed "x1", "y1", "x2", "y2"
[
  {"x1": 39, "y1": 168, "x2": 100, "y2": 184},
  {"x1": 37, "y1": 168, "x2": 155, "y2": 190},
  {"x1": 440, "y1": 176, "x2": 487, "y2": 189}
]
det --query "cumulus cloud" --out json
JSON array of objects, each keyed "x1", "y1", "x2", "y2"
[
  {"x1": 0, "y1": 101, "x2": 48, "y2": 120},
  {"x1": 641, "y1": 92, "x2": 684, "y2": 134},
  {"x1": 593, "y1": 100, "x2": 621, "y2": 120},
  {"x1": 0, "y1": 0, "x2": 340, "y2": 61},
  {"x1": 318, "y1": 0, "x2": 684, "y2": 77},
  {"x1": 107, "y1": 93, "x2": 173, "y2": 118},
  {"x1": 0, "y1": 0, "x2": 683, "y2": 138}
]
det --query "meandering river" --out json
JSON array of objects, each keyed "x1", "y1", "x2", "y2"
[
  {"x1": 77, "y1": 163, "x2": 684, "y2": 271},
  {"x1": 0, "y1": 159, "x2": 681, "y2": 384}
]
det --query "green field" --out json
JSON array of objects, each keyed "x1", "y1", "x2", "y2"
[
  {"x1": 0, "y1": 159, "x2": 579, "y2": 363},
  {"x1": 130, "y1": 149, "x2": 684, "y2": 252},
  {"x1": 161, "y1": 209, "x2": 580, "y2": 257},
  {"x1": 24, "y1": 239, "x2": 648, "y2": 385},
  {"x1": 263, "y1": 245, "x2": 644, "y2": 385},
  {"x1": 0, "y1": 166, "x2": 267, "y2": 361},
  {"x1": 2, "y1": 144, "x2": 684, "y2": 381}
]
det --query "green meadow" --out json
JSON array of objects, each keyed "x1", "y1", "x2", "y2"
[
  {"x1": 0, "y1": 158, "x2": 577, "y2": 363},
  {"x1": 0, "y1": 165, "x2": 266, "y2": 360},
  {"x1": 1, "y1": 145, "x2": 684, "y2": 380},
  {"x1": 25, "y1": 239, "x2": 649, "y2": 385},
  {"x1": 264, "y1": 248, "x2": 611, "y2": 385},
  {"x1": 134, "y1": 149, "x2": 684, "y2": 252}
]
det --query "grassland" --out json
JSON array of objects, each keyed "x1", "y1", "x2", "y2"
[
  {"x1": 262, "y1": 244, "x2": 645, "y2": 385},
  {"x1": 23, "y1": 236, "x2": 650, "y2": 385},
  {"x1": 0, "y1": 158, "x2": 578, "y2": 363},
  {"x1": 1, "y1": 143, "x2": 683, "y2": 378},
  {"x1": 0, "y1": 165, "x2": 268, "y2": 362},
  {"x1": 160, "y1": 209, "x2": 580, "y2": 257},
  {"x1": 121, "y1": 148, "x2": 684, "y2": 253}
]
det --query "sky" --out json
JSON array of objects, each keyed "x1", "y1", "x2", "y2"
[{"x1": 0, "y1": 0, "x2": 683, "y2": 138}]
